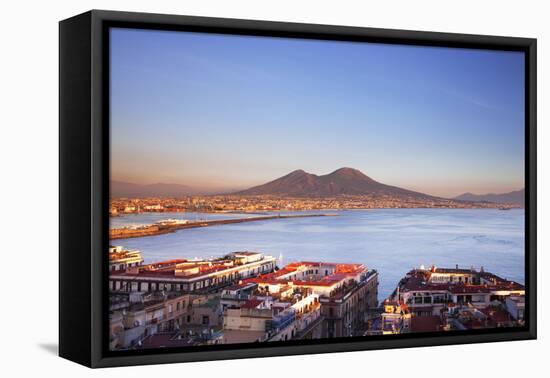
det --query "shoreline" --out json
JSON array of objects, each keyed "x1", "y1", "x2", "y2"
[
  {"x1": 110, "y1": 213, "x2": 336, "y2": 240},
  {"x1": 110, "y1": 206, "x2": 523, "y2": 219}
]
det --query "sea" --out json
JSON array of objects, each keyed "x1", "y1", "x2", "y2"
[{"x1": 111, "y1": 209, "x2": 525, "y2": 300}]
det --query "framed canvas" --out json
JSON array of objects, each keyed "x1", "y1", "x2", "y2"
[{"x1": 59, "y1": 10, "x2": 537, "y2": 368}]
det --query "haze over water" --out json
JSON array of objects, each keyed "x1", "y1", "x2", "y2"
[{"x1": 113, "y1": 209, "x2": 524, "y2": 300}]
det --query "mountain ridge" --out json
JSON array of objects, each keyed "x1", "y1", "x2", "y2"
[
  {"x1": 454, "y1": 189, "x2": 525, "y2": 206},
  {"x1": 234, "y1": 167, "x2": 438, "y2": 199}
]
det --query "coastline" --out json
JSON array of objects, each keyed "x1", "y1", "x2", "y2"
[{"x1": 110, "y1": 213, "x2": 336, "y2": 240}]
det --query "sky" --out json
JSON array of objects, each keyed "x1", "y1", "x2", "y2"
[{"x1": 110, "y1": 27, "x2": 525, "y2": 198}]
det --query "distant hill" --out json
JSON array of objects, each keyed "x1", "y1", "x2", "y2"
[
  {"x1": 235, "y1": 167, "x2": 438, "y2": 199},
  {"x1": 454, "y1": 189, "x2": 525, "y2": 206},
  {"x1": 111, "y1": 181, "x2": 198, "y2": 198}
]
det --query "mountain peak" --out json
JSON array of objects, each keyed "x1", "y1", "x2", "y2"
[
  {"x1": 330, "y1": 167, "x2": 369, "y2": 178},
  {"x1": 333, "y1": 167, "x2": 358, "y2": 173},
  {"x1": 287, "y1": 169, "x2": 308, "y2": 175}
]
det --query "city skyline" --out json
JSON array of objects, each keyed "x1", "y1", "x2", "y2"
[{"x1": 110, "y1": 28, "x2": 525, "y2": 198}]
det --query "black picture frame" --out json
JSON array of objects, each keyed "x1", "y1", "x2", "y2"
[{"x1": 59, "y1": 9, "x2": 537, "y2": 368}]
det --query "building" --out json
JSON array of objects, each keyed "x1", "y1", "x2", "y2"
[
  {"x1": 184, "y1": 295, "x2": 223, "y2": 329},
  {"x1": 110, "y1": 290, "x2": 227, "y2": 350},
  {"x1": 222, "y1": 285, "x2": 322, "y2": 344},
  {"x1": 245, "y1": 261, "x2": 379, "y2": 338},
  {"x1": 220, "y1": 282, "x2": 258, "y2": 309},
  {"x1": 391, "y1": 265, "x2": 525, "y2": 317},
  {"x1": 505, "y1": 295, "x2": 525, "y2": 321},
  {"x1": 109, "y1": 291, "x2": 191, "y2": 349},
  {"x1": 109, "y1": 251, "x2": 276, "y2": 293},
  {"x1": 384, "y1": 265, "x2": 525, "y2": 333},
  {"x1": 155, "y1": 218, "x2": 189, "y2": 226},
  {"x1": 109, "y1": 246, "x2": 144, "y2": 272},
  {"x1": 143, "y1": 204, "x2": 163, "y2": 211},
  {"x1": 135, "y1": 331, "x2": 223, "y2": 349},
  {"x1": 366, "y1": 300, "x2": 412, "y2": 335}
]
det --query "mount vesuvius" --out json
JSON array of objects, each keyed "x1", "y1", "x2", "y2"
[{"x1": 235, "y1": 167, "x2": 437, "y2": 199}]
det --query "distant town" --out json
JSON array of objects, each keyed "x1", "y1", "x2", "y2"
[
  {"x1": 109, "y1": 247, "x2": 525, "y2": 350},
  {"x1": 110, "y1": 194, "x2": 518, "y2": 219}
]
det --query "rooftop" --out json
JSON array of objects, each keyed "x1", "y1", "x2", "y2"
[
  {"x1": 410, "y1": 316, "x2": 443, "y2": 333},
  {"x1": 399, "y1": 267, "x2": 524, "y2": 293},
  {"x1": 240, "y1": 299, "x2": 265, "y2": 309},
  {"x1": 222, "y1": 330, "x2": 265, "y2": 344},
  {"x1": 110, "y1": 252, "x2": 275, "y2": 281},
  {"x1": 479, "y1": 306, "x2": 514, "y2": 324},
  {"x1": 245, "y1": 261, "x2": 367, "y2": 288}
]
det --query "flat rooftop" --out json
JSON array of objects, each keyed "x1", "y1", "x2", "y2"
[
  {"x1": 411, "y1": 316, "x2": 443, "y2": 333},
  {"x1": 399, "y1": 268, "x2": 524, "y2": 293},
  {"x1": 110, "y1": 253, "x2": 274, "y2": 280},
  {"x1": 245, "y1": 261, "x2": 368, "y2": 287},
  {"x1": 222, "y1": 330, "x2": 265, "y2": 344}
]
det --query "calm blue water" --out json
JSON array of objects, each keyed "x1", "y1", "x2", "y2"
[{"x1": 113, "y1": 209, "x2": 525, "y2": 299}]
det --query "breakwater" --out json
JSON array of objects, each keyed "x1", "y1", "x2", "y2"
[{"x1": 110, "y1": 213, "x2": 336, "y2": 240}]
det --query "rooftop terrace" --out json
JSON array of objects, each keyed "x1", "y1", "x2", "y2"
[
  {"x1": 245, "y1": 261, "x2": 368, "y2": 288},
  {"x1": 398, "y1": 266, "x2": 525, "y2": 294}
]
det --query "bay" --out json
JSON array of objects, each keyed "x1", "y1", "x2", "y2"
[{"x1": 112, "y1": 208, "x2": 525, "y2": 300}]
